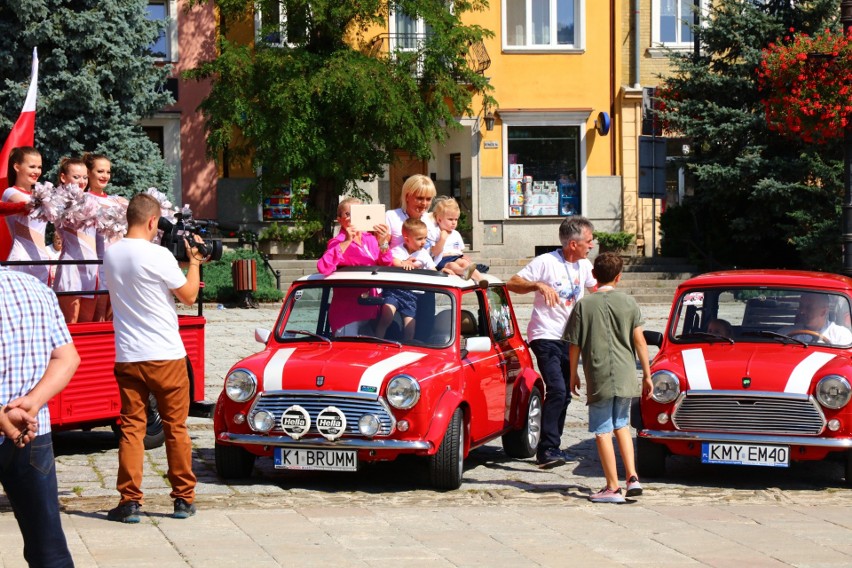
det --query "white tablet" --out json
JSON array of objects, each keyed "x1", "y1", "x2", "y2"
[{"x1": 349, "y1": 204, "x2": 386, "y2": 232}]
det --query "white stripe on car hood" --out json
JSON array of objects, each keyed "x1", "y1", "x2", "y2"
[
  {"x1": 682, "y1": 348, "x2": 712, "y2": 390},
  {"x1": 263, "y1": 348, "x2": 297, "y2": 391},
  {"x1": 357, "y1": 352, "x2": 427, "y2": 399},
  {"x1": 784, "y1": 352, "x2": 836, "y2": 394}
]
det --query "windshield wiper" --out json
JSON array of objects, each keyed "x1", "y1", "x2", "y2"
[
  {"x1": 675, "y1": 332, "x2": 734, "y2": 345},
  {"x1": 284, "y1": 329, "x2": 332, "y2": 344},
  {"x1": 335, "y1": 334, "x2": 402, "y2": 348},
  {"x1": 740, "y1": 330, "x2": 808, "y2": 347}
]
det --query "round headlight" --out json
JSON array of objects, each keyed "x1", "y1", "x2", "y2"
[
  {"x1": 250, "y1": 410, "x2": 275, "y2": 432},
  {"x1": 225, "y1": 369, "x2": 257, "y2": 402},
  {"x1": 651, "y1": 370, "x2": 681, "y2": 404},
  {"x1": 386, "y1": 375, "x2": 421, "y2": 409},
  {"x1": 358, "y1": 414, "x2": 381, "y2": 437},
  {"x1": 816, "y1": 375, "x2": 852, "y2": 409}
]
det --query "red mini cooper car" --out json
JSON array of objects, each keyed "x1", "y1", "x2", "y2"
[
  {"x1": 213, "y1": 267, "x2": 544, "y2": 489},
  {"x1": 638, "y1": 270, "x2": 852, "y2": 482}
]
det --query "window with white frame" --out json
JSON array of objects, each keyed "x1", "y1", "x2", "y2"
[
  {"x1": 390, "y1": 8, "x2": 431, "y2": 52},
  {"x1": 652, "y1": 0, "x2": 707, "y2": 47},
  {"x1": 146, "y1": 1, "x2": 178, "y2": 61},
  {"x1": 501, "y1": 111, "x2": 588, "y2": 218},
  {"x1": 257, "y1": 0, "x2": 309, "y2": 47},
  {"x1": 503, "y1": 0, "x2": 583, "y2": 51}
]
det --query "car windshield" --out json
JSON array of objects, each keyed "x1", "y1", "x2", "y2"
[
  {"x1": 669, "y1": 287, "x2": 852, "y2": 348},
  {"x1": 274, "y1": 283, "x2": 456, "y2": 348}
]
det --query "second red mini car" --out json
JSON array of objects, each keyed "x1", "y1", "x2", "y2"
[{"x1": 639, "y1": 270, "x2": 852, "y2": 483}]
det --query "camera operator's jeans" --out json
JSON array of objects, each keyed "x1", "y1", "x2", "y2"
[
  {"x1": 114, "y1": 358, "x2": 196, "y2": 505},
  {"x1": 0, "y1": 434, "x2": 74, "y2": 567}
]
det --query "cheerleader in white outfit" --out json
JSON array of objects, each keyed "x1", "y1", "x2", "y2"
[
  {"x1": 85, "y1": 154, "x2": 127, "y2": 322},
  {"x1": 53, "y1": 157, "x2": 99, "y2": 323},
  {"x1": 1, "y1": 146, "x2": 50, "y2": 283}
]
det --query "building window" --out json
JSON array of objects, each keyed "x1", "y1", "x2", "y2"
[
  {"x1": 507, "y1": 125, "x2": 581, "y2": 217},
  {"x1": 652, "y1": 0, "x2": 706, "y2": 47},
  {"x1": 503, "y1": 0, "x2": 583, "y2": 51},
  {"x1": 146, "y1": 1, "x2": 177, "y2": 61},
  {"x1": 257, "y1": 0, "x2": 309, "y2": 46}
]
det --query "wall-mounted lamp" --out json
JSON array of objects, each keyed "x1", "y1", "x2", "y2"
[{"x1": 484, "y1": 111, "x2": 495, "y2": 131}]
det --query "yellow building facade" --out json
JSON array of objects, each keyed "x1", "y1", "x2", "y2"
[{"x1": 216, "y1": 2, "x2": 646, "y2": 259}]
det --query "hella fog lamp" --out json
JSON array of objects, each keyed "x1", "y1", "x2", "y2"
[
  {"x1": 358, "y1": 414, "x2": 381, "y2": 437},
  {"x1": 225, "y1": 369, "x2": 257, "y2": 402},
  {"x1": 650, "y1": 371, "x2": 681, "y2": 404},
  {"x1": 816, "y1": 375, "x2": 852, "y2": 410},
  {"x1": 250, "y1": 410, "x2": 275, "y2": 432},
  {"x1": 386, "y1": 375, "x2": 421, "y2": 409}
]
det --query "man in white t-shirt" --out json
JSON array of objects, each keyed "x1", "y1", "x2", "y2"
[
  {"x1": 104, "y1": 193, "x2": 208, "y2": 523},
  {"x1": 507, "y1": 216, "x2": 597, "y2": 468}
]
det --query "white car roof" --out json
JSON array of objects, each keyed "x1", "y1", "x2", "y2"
[{"x1": 297, "y1": 267, "x2": 503, "y2": 289}]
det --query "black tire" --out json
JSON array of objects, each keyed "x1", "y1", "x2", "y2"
[
  {"x1": 215, "y1": 442, "x2": 256, "y2": 479},
  {"x1": 636, "y1": 436, "x2": 667, "y2": 478},
  {"x1": 502, "y1": 387, "x2": 542, "y2": 458},
  {"x1": 429, "y1": 408, "x2": 464, "y2": 490},
  {"x1": 110, "y1": 393, "x2": 165, "y2": 450},
  {"x1": 845, "y1": 450, "x2": 852, "y2": 485},
  {"x1": 143, "y1": 393, "x2": 165, "y2": 450}
]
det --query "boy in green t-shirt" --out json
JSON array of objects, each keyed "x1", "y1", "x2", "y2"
[{"x1": 564, "y1": 252, "x2": 652, "y2": 503}]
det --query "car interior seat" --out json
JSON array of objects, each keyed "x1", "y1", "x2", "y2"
[
  {"x1": 460, "y1": 309, "x2": 478, "y2": 337},
  {"x1": 428, "y1": 309, "x2": 453, "y2": 345}
]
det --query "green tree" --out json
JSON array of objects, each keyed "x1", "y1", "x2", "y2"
[
  {"x1": 189, "y1": 0, "x2": 494, "y2": 243},
  {"x1": 657, "y1": 0, "x2": 842, "y2": 271},
  {"x1": 0, "y1": 0, "x2": 173, "y2": 197}
]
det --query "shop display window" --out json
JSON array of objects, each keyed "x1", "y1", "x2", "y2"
[{"x1": 507, "y1": 125, "x2": 580, "y2": 217}]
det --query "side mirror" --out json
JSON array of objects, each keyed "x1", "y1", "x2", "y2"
[
  {"x1": 644, "y1": 330, "x2": 663, "y2": 348},
  {"x1": 463, "y1": 336, "x2": 491, "y2": 354},
  {"x1": 255, "y1": 328, "x2": 271, "y2": 344}
]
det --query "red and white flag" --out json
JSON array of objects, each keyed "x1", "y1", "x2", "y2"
[{"x1": 0, "y1": 47, "x2": 38, "y2": 259}]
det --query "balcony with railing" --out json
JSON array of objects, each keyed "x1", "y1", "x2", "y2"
[{"x1": 364, "y1": 33, "x2": 491, "y2": 78}]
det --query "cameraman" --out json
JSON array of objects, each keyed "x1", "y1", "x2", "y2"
[{"x1": 103, "y1": 193, "x2": 208, "y2": 523}]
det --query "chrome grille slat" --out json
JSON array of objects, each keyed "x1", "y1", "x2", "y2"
[
  {"x1": 672, "y1": 393, "x2": 825, "y2": 435},
  {"x1": 252, "y1": 393, "x2": 395, "y2": 436}
]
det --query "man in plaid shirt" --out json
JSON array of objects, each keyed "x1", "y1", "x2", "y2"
[{"x1": 0, "y1": 266, "x2": 80, "y2": 567}]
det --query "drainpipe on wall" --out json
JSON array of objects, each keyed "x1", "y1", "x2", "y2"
[
  {"x1": 610, "y1": 0, "x2": 617, "y2": 176},
  {"x1": 633, "y1": 0, "x2": 641, "y2": 88}
]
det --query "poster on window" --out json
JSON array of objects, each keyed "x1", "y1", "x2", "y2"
[{"x1": 507, "y1": 126, "x2": 580, "y2": 218}]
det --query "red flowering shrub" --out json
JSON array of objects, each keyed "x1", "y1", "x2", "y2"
[{"x1": 757, "y1": 28, "x2": 852, "y2": 144}]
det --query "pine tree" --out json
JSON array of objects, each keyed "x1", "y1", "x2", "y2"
[
  {"x1": 0, "y1": 0, "x2": 173, "y2": 198},
  {"x1": 658, "y1": 0, "x2": 843, "y2": 270},
  {"x1": 189, "y1": 0, "x2": 494, "y2": 243}
]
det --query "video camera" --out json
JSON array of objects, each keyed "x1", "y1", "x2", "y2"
[{"x1": 158, "y1": 212, "x2": 223, "y2": 262}]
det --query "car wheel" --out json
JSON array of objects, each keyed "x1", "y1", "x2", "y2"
[
  {"x1": 143, "y1": 393, "x2": 165, "y2": 450},
  {"x1": 215, "y1": 442, "x2": 256, "y2": 479},
  {"x1": 110, "y1": 393, "x2": 165, "y2": 450},
  {"x1": 845, "y1": 450, "x2": 852, "y2": 485},
  {"x1": 501, "y1": 387, "x2": 542, "y2": 458},
  {"x1": 636, "y1": 436, "x2": 667, "y2": 478},
  {"x1": 429, "y1": 408, "x2": 464, "y2": 490}
]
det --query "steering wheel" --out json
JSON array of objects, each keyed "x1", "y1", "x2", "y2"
[{"x1": 785, "y1": 329, "x2": 830, "y2": 343}]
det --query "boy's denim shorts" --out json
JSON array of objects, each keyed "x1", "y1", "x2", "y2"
[{"x1": 588, "y1": 396, "x2": 632, "y2": 435}]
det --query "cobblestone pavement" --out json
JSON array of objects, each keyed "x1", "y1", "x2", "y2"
[{"x1": 4, "y1": 301, "x2": 852, "y2": 566}]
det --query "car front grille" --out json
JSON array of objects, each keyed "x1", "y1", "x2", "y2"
[
  {"x1": 672, "y1": 392, "x2": 825, "y2": 435},
  {"x1": 250, "y1": 391, "x2": 395, "y2": 437}
]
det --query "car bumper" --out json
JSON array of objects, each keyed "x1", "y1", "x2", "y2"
[
  {"x1": 639, "y1": 429, "x2": 852, "y2": 449},
  {"x1": 219, "y1": 431, "x2": 433, "y2": 451}
]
